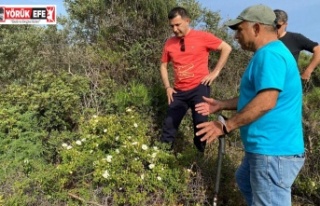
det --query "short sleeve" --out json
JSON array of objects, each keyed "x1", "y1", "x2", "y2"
[
  {"x1": 295, "y1": 33, "x2": 318, "y2": 53},
  {"x1": 203, "y1": 32, "x2": 223, "y2": 51},
  {"x1": 253, "y1": 51, "x2": 286, "y2": 93}
]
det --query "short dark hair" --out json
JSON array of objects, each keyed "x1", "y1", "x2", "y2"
[
  {"x1": 168, "y1": 7, "x2": 190, "y2": 20},
  {"x1": 274, "y1": 9, "x2": 288, "y2": 23}
]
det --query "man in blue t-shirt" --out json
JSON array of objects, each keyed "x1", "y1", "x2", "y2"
[{"x1": 195, "y1": 4, "x2": 305, "y2": 206}]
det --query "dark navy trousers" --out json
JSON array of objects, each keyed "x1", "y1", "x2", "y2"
[{"x1": 160, "y1": 84, "x2": 210, "y2": 152}]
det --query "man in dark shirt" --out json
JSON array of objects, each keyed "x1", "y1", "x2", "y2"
[{"x1": 274, "y1": 9, "x2": 320, "y2": 81}]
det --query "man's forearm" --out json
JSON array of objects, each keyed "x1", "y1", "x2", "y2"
[
  {"x1": 221, "y1": 97, "x2": 238, "y2": 110},
  {"x1": 305, "y1": 45, "x2": 320, "y2": 74},
  {"x1": 213, "y1": 41, "x2": 232, "y2": 72},
  {"x1": 224, "y1": 90, "x2": 279, "y2": 133},
  {"x1": 160, "y1": 63, "x2": 170, "y2": 88}
]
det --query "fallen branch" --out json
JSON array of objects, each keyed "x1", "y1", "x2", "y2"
[{"x1": 68, "y1": 193, "x2": 103, "y2": 206}]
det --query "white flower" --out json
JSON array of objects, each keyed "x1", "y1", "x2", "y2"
[
  {"x1": 133, "y1": 123, "x2": 138, "y2": 128},
  {"x1": 151, "y1": 152, "x2": 157, "y2": 158},
  {"x1": 62, "y1": 143, "x2": 68, "y2": 148},
  {"x1": 115, "y1": 149, "x2": 120, "y2": 154},
  {"x1": 157, "y1": 176, "x2": 162, "y2": 181},
  {"x1": 127, "y1": 136, "x2": 132, "y2": 140},
  {"x1": 153, "y1": 146, "x2": 158, "y2": 151},
  {"x1": 142, "y1": 144, "x2": 148, "y2": 150},
  {"x1": 93, "y1": 115, "x2": 98, "y2": 118},
  {"x1": 106, "y1": 155, "x2": 112, "y2": 163},
  {"x1": 103, "y1": 129, "x2": 107, "y2": 133},
  {"x1": 67, "y1": 145, "x2": 72, "y2": 150},
  {"x1": 148, "y1": 164, "x2": 155, "y2": 169},
  {"x1": 126, "y1": 108, "x2": 132, "y2": 112},
  {"x1": 132, "y1": 142, "x2": 138, "y2": 145},
  {"x1": 81, "y1": 138, "x2": 86, "y2": 142},
  {"x1": 140, "y1": 174, "x2": 145, "y2": 180},
  {"x1": 76, "y1": 140, "x2": 82, "y2": 145},
  {"x1": 115, "y1": 136, "x2": 119, "y2": 141},
  {"x1": 102, "y1": 170, "x2": 110, "y2": 179}
]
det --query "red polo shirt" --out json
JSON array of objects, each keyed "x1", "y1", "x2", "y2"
[{"x1": 161, "y1": 29, "x2": 222, "y2": 91}]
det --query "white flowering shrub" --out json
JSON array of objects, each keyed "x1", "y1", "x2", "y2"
[{"x1": 56, "y1": 109, "x2": 190, "y2": 205}]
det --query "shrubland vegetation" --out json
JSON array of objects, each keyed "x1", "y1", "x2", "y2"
[{"x1": 0, "y1": 0, "x2": 319, "y2": 205}]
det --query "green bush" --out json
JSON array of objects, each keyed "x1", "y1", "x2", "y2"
[
  {"x1": 55, "y1": 110, "x2": 191, "y2": 205},
  {"x1": 0, "y1": 72, "x2": 90, "y2": 205}
]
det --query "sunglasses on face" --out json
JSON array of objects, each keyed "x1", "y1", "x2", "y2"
[
  {"x1": 276, "y1": 24, "x2": 283, "y2": 29},
  {"x1": 180, "y1": 38, "x2": 185, "y2": 52},
  {"x1": 275, "y1": 20, "x2": 286, "y2": 29}
]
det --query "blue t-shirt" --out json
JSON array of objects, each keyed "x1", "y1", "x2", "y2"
[{"x1": 238, "y1": 40, "x2": 304, "y2": 155}]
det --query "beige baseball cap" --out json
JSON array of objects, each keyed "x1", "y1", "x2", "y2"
[{"x1": 225, "y1": 4, "x2": 277, "y2": 30}]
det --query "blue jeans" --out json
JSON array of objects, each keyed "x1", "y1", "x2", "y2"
[{"x1": 235, "y1": 152, "x2": 305, "y2": 206}]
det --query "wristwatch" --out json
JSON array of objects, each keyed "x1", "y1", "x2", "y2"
[{"x1": 218, "y1": 115, "x2": 229, "y2": 135}]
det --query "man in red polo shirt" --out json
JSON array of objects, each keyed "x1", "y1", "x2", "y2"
[{"x1": 160, "y1": 6, "x2": 232, "y2": 152}]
